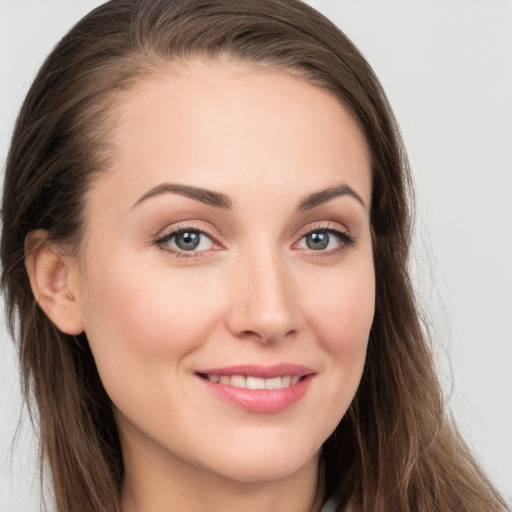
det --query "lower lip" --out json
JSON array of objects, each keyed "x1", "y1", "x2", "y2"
[{"x1": 198, "y1": 375, "x2": 314, "y2": 413}]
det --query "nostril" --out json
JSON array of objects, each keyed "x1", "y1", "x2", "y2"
[
  {"x1": 237, "y1": 328, "x2": 297, "y2": 345},
  {"x1": 239, "y1": 330, "x2": 268, "y2": 342}
]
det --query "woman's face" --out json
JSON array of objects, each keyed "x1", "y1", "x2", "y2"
[{"x1": 73, "y1": 61, "x2": 374, "y2": 484}]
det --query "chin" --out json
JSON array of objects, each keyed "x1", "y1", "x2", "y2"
[{"x1": 198, "y1": 439, "x2": 320, "y2": 484}]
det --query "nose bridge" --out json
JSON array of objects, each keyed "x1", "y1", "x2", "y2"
[{"x1": 227, "y1": 242, "x2": 299, "y2": 342}]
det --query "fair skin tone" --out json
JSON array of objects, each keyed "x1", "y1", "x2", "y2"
[{"x1": 26, "y1": 61, "x2": 374, "y2": 512}]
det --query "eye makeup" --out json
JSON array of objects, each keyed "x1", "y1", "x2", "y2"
[
  {"x1": 153, "y1": 219, "x2": 355, "y2": 261},
  {"x1": 154, "y1": 222, "x2": 223, "y2": 259},
  {"x1": 293, "y1": 221, "x2": 356, "y2": 261}
]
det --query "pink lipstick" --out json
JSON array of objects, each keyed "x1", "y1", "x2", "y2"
[{"x1": 195, "y1": 364, "x2": 315, "y2": 413}]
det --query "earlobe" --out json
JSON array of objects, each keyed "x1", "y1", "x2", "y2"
[{"x1": 24, "y1": 230, "x2": 85, "y2": 335}]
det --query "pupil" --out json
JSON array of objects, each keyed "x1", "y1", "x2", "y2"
[
  {"x1": 307, "y1": 231, "x2": 329, "y2": 250},
  {"x1": 176, "y1": 232, "x2": 200, "y2": 250}
]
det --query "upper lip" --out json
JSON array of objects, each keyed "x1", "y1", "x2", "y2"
[{"x1": 195, "y1": 364, "x2": 315, "y2": 379}]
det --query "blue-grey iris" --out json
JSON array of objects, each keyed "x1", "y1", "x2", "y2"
[
  {"x1": 306, "y1": 231, "x2": 330, "y2": 250},
  {"x1": 175, "y1": 232, "x2": 201, "y2": 251}
]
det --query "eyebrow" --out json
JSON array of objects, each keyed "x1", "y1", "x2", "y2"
[
  {"x1": 132, "y1": 181, "x2": 366, "y2": 211},
  {"x1": 298, "y1": 183, "x2": 367, "y2": 211},
  {"x1": 132, "y1": 183, "x2": 232, "y2": 209}
]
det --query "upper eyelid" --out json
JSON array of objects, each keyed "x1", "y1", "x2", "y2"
[
  {"x1": 155, "y1": 221, "x2": 218, "y2": 241},
  {"x1": 295, "y1": 221, "x2": 350, "y2": 238}
]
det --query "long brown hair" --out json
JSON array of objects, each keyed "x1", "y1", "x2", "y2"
[{"x1": 1, "y1": 1, "x2": 507, "y2": 511}]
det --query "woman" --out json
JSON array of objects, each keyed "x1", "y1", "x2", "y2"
[{"x1": 1, "y1": 1, "x2": 508, "y2": 511}]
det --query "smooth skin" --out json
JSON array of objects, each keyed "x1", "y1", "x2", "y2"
[{"x1": 26, "y1": 60, "x2": 375, "y2": 512}]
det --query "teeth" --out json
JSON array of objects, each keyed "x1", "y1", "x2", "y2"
[
  {"x1": 205, "y1": 374, "x2": 301, "y2": 389},
  {"x1": 231, "y1": 375, "x2": 246, "y2": 388},
  {"x1": 247, "y1": 376, "x2": 265, "y2": 389},
  {"x1": 265, "y1": 377, "x2": 282, "y2": 390}
]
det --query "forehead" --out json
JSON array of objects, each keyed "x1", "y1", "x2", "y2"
[{"x1": 88, "y1": 59, "x2": 371, "y2": 213}]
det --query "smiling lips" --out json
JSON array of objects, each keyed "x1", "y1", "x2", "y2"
[
  {"x1": 203, "y1": 374, "x2": 301, "y2": 389},
  {"x1": 196, "y1": 364, "x2": 315, "y2": 413}
]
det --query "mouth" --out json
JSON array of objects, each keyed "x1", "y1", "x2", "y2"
[
  {"x1": 195, "y1": 364, "x2": 316, "y2": 413},
  {"x1": 197, "y1": 373, "x2": 303, "y2": 389}
]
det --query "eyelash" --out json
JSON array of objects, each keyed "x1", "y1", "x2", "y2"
[
  {"x1": 295, "y1": 223, "x2": 355, "y2": 257},
  {"x1": 154, "y1": 224, "x2": 220, "y2": 259},
  {"x1": 154, "y1": 222, "x2": 355, "y2": 259}
]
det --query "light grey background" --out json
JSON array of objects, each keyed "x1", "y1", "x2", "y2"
[{"x1": 1, "y1": 1, "x2": 511, "y2": 510}]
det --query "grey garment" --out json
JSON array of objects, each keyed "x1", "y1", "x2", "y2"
[{"x1": 320, "y1": 499, "x2": 338, "y2": 512}]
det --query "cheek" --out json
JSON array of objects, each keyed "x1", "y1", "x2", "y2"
[
  {"x1": 79, "y1": 253, "x2": 223, "y2": 391},
  {"x1": 293, "y1": 256, "x2": 375, "y2": 441},
  {"x1": 302, "y1": 257, "x2": 375, "y2": 358}
]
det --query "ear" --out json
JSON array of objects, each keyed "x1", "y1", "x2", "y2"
[{"x1": 24, "y1": 230, "x2": 85, "y2": 335}]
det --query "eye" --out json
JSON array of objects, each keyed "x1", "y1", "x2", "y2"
[
  {"x1": 296, "y1": 227, "x2": 355, "y2": 252},
  {"x1": 172, "y1": 231, "x2": 212, "y2": 251},
  {"x1": 302, "y1": 230, "x2": 334, "y2": 251},
  {"x1": 156, "y1": 227, "x2": 216, "y2": 255}
]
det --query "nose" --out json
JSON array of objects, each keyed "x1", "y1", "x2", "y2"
[{"x1": 226, "y1": 249, "x2": 301, "y2": 344}]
